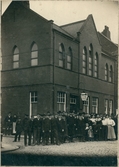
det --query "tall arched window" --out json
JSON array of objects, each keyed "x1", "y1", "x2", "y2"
[
  {"x1": 105, "y1": 64, "x2": 108, "y2": 81},
  {"x1": 109, "y1": 65, "x2": 113, "y2": 82},
  {"x1": 89, "y1": 44, "x2": 93, "y2": 76},
  {"x1": 13, "y1": 46, "x2": 19, "y2": 69},
  {"x1": 31, "y1": 42, "x2": 38, "y2": 66},
  {"x1": 94, "y1": 52, "x2": 98, "y2": 78},
  {"x1": 67, "y1": 47, "x2": 72, "y2": 70},
  {"x1": 82, "y1": 47, "x2": 87, "y2": 74},
  {"x1": 59, "y1": 43, "x2": 65, "y2": 68}
]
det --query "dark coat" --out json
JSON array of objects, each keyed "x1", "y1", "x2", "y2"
[
  {"x1": 42, "y1": 118, "x2": 51, "y2": 132},
  {"x1": 22, "y1": 117, "x2": 29, "y2": 131},
  {"x1": 33, "y1": 118, "x2": 42, "y2": 129},
  {"x1": 15, "y1": 120, "x2": 22, "y2": 133}
]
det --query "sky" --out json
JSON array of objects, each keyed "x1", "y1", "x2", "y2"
[{"x1": 2, "y1": 1, "x2": 118, "y2": 44}]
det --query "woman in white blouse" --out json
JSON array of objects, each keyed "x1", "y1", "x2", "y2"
[{"x1": 107, "y1": 116, "x2": 116, "y2": 140}]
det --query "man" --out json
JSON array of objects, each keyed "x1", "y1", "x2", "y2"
[
  {"x1": 33, "y1": 114, "x2": 42, "y2": 145},
  {"x1": 28, "y1": 115, "x2": 34, "y2": 145},
  {"x1": 4, "y1": 112, "x2": 13, "y2": 135},
  {"x1": 42, "y1": 113, "x2": 51, "y2": 145},
  {"x1": 51, "y1": 113, "x2": 59, "y2": 145},
  {"x1": 13, "y1": 117, "x2": 22, "y2": 142},
  {"x1": 67, "y1": 112, "x2": 75, "y2": 142},
  {"x1": 57, "y1": 112, "x2": 67, "y2": 144},
  {"x1": 22, "y1": 114, "x2": 29, "y2": 146}
]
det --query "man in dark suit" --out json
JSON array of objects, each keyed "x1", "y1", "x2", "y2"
[
  {"x1": 22, "y1": 114, "x2": 30, "y2": 146},
  {"x1": 28, "y1": 115, "x2": 34, "y2": 145},
  {"x1": 42, "y1": 113, "x2": 51, "y2": 145},
  {"x1": 4, "y1": 112, "x2": 13, "y2": 135},
  {"x1": 51, "y1": 114, "x2": 59, "y2": 145},
  {"x1": 33, "y1": 114, "x2": 42, "y2": 145}
]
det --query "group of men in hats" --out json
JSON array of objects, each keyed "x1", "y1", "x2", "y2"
[
  {"x1": 19, "y1": 111, "x2": 89, "y2": 146},
  {"x1": 4, "y1": 111, "x2": 118, "y2": 146}
]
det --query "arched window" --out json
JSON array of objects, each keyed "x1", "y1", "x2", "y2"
[
  {"x1": 59, "y1": 43, "x2": 65, "y2": 68},
  {"x1": 89, "y1": 44, "x2": 93, "y2": 76},
  {"x1": 82, "y1": 47, "x2": 87, "y2": 74},
  {"x1": 94, "y1": 52, "x2": 98, "y2": 78},
  {"x1": 31, "y1": 42, "x2": 38, "y2": 66},
  {"x1": 67, "y1": 47, "x2": 72, "y2": 70},
  {"x1": 13, "y1": 46, "x2": 19, "y2": 69},
  {"x1": 105, "y1": 64, "x2": 108, "y2": 81},
  {"x1": 109, "y1": 65, "x2": 113, "y2": 82}
]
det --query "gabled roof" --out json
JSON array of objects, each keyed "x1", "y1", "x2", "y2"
[
  {"x1": 98, "y1": 32, "x2": 118, "y2": 56},
  {"x1": 60, "y1": 15, "x2": 101, "y2": 45},
  {"x1": 60, "y1": 20, "x2": 85, "y2": 38},
  {"x1": 53, "y1": 23, "x2": 75, "y2": 39},
  {"x1": 2, "y1": 1, "x2": 49, "y2": 23}
]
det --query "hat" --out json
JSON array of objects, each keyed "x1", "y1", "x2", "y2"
[{"x1": 25, "y1": 114, "x2": 28, "y2": 117}]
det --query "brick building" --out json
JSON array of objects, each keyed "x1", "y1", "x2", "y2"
[{"x1": 1, "y1": 1, "x2": 118, "y2": 120}]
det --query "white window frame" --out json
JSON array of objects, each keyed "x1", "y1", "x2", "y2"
[
  {"x1": 13, "y1": 47, "x2": 19, "y2": 69},
  {"x1": 31, "y1": 43, "x2": 38, "y2": 66},
  {"x1": 109, "y1": 100, "x2": 113, "y2": 116},
  {"x1": 105, "y1": 99, "x2": 108, "y2": 114},
  {"x1": 83, "y1": 97, "x2": 89, "y2": 114},
  {"x1": 70, "y1": 97, "x2": 76, "y2": 104},
  {"x1": 57, "y1": 92, "x2": 66, "y2": 112},
  {"x1": 82, "y1": 48, "x2": 87, "y2": 74},
  {"x1": 30, "y1": 91, "x2": 38, "y2": 118},
  {"x1": 92, "y1": 97, "x2": 98, "y2": 114}
]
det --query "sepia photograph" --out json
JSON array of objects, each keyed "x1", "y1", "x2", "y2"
[{"x1": 1, "y1": 0, "x2": 118, "y2": 166}]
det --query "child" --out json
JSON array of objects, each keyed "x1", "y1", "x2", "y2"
[
  {"x1": 85, "y1": 123, "x2": 89, "y2": 141},
  {"x1": 88, "y1": 126, "x2": 94, "y2": 141},
  {"x1": 13, "y1": 117, "x2": 22, "y2": 142}
]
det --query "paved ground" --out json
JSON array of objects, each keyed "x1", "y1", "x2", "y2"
[{"x1": 1, "y1": 135, "x2": 118, "y2": 166}]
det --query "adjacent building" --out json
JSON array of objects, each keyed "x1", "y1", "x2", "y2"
[{"x1": 1, "y1": 1, "x2": 118, "y2": 120}]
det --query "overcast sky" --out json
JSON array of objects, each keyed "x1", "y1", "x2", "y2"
[{"x1": 2, "y1": 1, "x2": 118, "y2": 44}]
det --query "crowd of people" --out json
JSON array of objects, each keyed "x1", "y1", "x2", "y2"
[{"x1": 3, "y1": 111, "x2": 118, "y2": 146}]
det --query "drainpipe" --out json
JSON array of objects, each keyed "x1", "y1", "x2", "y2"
[
  {"x1": 52, "y1": 29, "x2": 55, "y2": 115},
  {"x1": 77, "y1": 32, "x2": 81, "y2": 96}
]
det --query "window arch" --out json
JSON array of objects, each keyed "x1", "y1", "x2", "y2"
[
  {"x1": 89, "y1": 44, "x2": 93, "y2": 76},
  {"x1": 59, "y1": 43, "x2": 65, "y2": 68},
  {"x1": 94, "y1": 52, "x2": 98, "y2": 78},
  {"x1": 31, "y1": 42, "x2": 38, "y2": 66},
  {"x1": 105, "y1": 64, "x2": 108, "y2": 81},
  {"x1": 13, "y1": 46, "x2": 19, "y2": 69},
  {"x1": 67, "y1": 47, "x2": 72, "y2": 70},
  {"x1": 109, "y1": 65, "x2": 113, "y2": 82},
  {"x1": 82, "y1": 47, "x2": 87, "y2": 74}
]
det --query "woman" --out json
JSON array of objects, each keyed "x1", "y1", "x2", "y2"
[{"x1": 107, "y1": 116, "x2": 116, "y2": 140}]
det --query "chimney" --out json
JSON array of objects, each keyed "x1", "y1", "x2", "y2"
[
  {"x1": 102, "y1": 26, "x2": 111, "y2": 40},
  {"x1": 12, "y1": 0, "x2": 30, "y2": 8}
]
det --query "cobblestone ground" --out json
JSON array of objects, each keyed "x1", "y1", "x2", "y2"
[
  {"x1": 1, "y1": 136, "x2": 118, "y2": 166},
  {"x1": 2, "y1": 135, "x2": 117, "y2": 156}
]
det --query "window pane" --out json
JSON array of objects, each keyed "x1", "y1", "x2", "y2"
[
  {"x1": 83, "y1": 68, "x2": 86, "y2": 74},
  {"x1": 31, "y1": 59, "x2": 38, "y2": 66},
  {"x1": 83, "y1": 61, "x2": 86, "y2": 67},
  {"x1": 67, "y1": 63, "x2": 71, "y2": 69},
  {"x1": 13, "y1": 54, "x2": 19, "y2": 61},
  {"x1": 31, "y1": 51, "x2": 38, "y2": 58},
  {"x1": 89, "y1": 70, "x2": 92, "y2": 76},
  {"x1": 59, "y1": 53, "x2": 63, "y2": 60},
  {"x1": 59, "y1": 60, "x2": 63, "y2": 67},
  {"x1": 67, "y1": 55, "x2": 71, "y2": 62},
  {"x1": 14, "y1": 47, "x2": 19, "y2": 54},
  {"x1": 32, "y1": 43, "x2": 38, "y2": 51},
  {"x1": 13, "y1": 62, "x2": 19, "y2": 68},
  {"x1": 83, "y1": 54, "x2": 86, "y2": 60},
  {"x1": 89, "y1": 64, "x2": 92, "y2": 69},
  {"x1": 89, "y1": 57, "x2": 92, "y2": 63}
]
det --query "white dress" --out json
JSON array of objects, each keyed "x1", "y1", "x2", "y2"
[{"x1": 107, "y1": 119, "x2": 116, "y2": 139}]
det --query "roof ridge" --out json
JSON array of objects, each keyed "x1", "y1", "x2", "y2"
[
  {"x1": 98, "y1": 32, "x2": 118, "y2": 47},
  {"x1": 60, "y1": 19, "x2": 86, "y2": 27}
]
